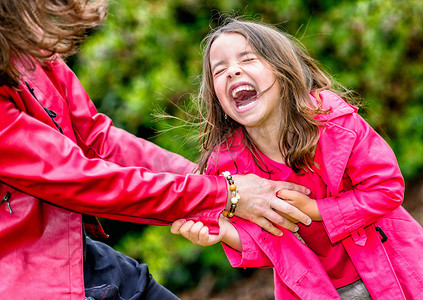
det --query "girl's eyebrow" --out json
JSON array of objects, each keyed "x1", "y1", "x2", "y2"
[
  {"x1": 211, "y1": 60, "x2": 225, "y2": 73},
  {"x1": 211, "y1": 51, "x2": 255, "y2": 73},
  {"x1": 239, "y1": 50, "x2": 254, "y2": 57}
]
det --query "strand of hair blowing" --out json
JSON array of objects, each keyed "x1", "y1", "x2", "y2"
[{"x1": 0, "y1": 0, "x2": 107, "y2": 87}]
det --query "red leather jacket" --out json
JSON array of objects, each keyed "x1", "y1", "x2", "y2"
[{"x1": 0, "y1": 57, "x2": 227, "y2": 299}]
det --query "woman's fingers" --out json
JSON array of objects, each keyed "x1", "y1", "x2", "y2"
[
  {"x1": 272, "y1": 195, "x2": 312, "y2": 226},
  {"x1": 254, "y1": 207, "x2": 300, "y2": 235},
  {"x1": 276, "y1": 181, "x2": 311, "y2": 195},
  {"x1": 231, "y1": 174, "x2": 312, "y2": 234}
]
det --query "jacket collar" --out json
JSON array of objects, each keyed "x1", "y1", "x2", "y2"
[
  {"x1": 311, "y1": 90, "x2": 357, "y2": 121},
  {"x1": 226, "y1": 90, "x2": 358, "y2": 194},
  {"x1": 311, "y1": 90, "x2": 357, "y2": 195},
  {"x1": 314, "y1": 123, "x2": 356, "y2": 195}
]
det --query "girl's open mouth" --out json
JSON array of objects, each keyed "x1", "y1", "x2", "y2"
[{"x1": 231, "y1": 84, "x2": 258, "y2": 109}]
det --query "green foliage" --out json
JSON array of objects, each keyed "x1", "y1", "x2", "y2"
[
  {"x1": 302, "y1": 0, "x2": 423, "y2": 176},
  {"x1": 114, "y1": 226, "x2": 243, "y2": 293},
  {"x1": 73, "y1": 0, "x2": 423, "y2": 293},
  {"x1": 75, "y1": 0, "x2": 423, "y2": 177},
  {"x1": 76, "y1": 0, "x2": 203, "y2": 157}
]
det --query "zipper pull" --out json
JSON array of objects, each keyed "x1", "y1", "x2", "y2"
[{"x1": 1, "y1": 192, "x2": 13, "y2": 213}]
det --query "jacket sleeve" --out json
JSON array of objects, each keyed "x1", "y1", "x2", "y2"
[
  {"x1": 51, "y1": 59, "x2": 196, "y2": 175},
  {"x1": 0, "y1": 72, "x2": 227, "y2": 234},
  {"x1": 316, "y1": 113, "x2": 404, "y2": 243},
  {"x1": 221, "y1": 218, "x2": 273, "y2": 268},
  {"x1": 205, "y1": 150, "x2": 271, "y2": 265}
]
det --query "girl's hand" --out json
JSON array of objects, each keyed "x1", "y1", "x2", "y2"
[
  {"x1": 276, "y1": 189, "x2": 322, "y2": 221},
  {"x1": 171, "y1": 217, "x2": 242, "y2": 251},
  {"x1": 170, "y1": 219, "x2": 226, "y2": 247},
  {"x1": 231, "y1": 174, "x2": 312, "y2": 235}
]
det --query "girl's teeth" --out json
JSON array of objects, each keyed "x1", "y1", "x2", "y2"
[
  {"x1": 238, "y1": 99, "x2": 256, "y2": 109},
  {"x1": 232, "y1": 85, "x2": 255, "y2": 98}
]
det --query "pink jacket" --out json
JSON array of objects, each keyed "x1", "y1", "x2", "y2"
[
  {"x1": 0, "y1": 58, "x2": 227, "y2": 299},
  {"x1": 211, "y1": 91, "x2": 423, "y2": 299}
]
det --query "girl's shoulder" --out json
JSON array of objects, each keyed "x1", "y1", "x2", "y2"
[
  {"x1": 312, "y1": 90, "x2": 358, "y2": 122},
  {"x1": 214, "y1": 129, "x2": 244, "y2": 152},
  {"x1": 207, "y1": 129, "x2": 253, "y2": 176}
]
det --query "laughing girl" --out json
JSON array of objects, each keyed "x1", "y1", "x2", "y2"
[{"x1": 172, "y1": 19, "x2": 423, "y2": 299}]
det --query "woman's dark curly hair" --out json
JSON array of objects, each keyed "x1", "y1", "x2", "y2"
[{"x1": 0, "y1": 0, "x2": 107, "y2": 87}]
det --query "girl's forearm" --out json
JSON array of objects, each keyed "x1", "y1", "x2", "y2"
[{"x1": 221, "y1": 221, "x2": 243, "y2": 252}]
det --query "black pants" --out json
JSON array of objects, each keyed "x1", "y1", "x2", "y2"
[{"x1": 84, "y1": 237, "x2": 179, "y2": 300}]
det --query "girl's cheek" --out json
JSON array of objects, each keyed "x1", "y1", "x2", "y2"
[{"x1": 213, "y1": 82, "x2": 224, "y2": 97}]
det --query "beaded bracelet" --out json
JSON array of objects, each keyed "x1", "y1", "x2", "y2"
[{"x1": 221, "y1": 171, "x2": 240, "y2": 218}]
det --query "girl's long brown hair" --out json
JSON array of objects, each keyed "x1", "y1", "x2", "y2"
[
  {"x1": 0, "y1": 0, "x2": 107, "y2": 87},
  {"x1": 196, "y1": 18, "x2": 357, "y2": 175}
]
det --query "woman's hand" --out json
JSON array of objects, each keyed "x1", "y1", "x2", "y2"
[
  {"x1": 231, "y1": 174, "x2": 312, "y2": 236},
  {"x1": 277, "y1": 189, "x2": 322, "y2": 221}
]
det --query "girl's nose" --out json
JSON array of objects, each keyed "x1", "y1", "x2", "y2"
[{"x1": 227, "y1": 65, "x2": 242, "y2": 78}]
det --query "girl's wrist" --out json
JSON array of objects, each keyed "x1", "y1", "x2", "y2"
[{"x1": 219, "y1": 217, "x2": 242, "y2": 251}]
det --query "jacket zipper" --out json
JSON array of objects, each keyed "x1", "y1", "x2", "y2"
[{"x1": 1, "y1": 192, "x2": 12, "y2": 213}]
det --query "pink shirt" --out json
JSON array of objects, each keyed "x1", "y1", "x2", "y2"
[{"x1": 260, "y1": 154, "x2": 360, "y2": 288}]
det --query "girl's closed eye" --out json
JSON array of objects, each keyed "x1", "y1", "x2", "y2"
[
  {"x1": 241, "y1": 57, "x2": 256, "y2": 63},
  {"x1": 214, "y1": 68, "x2": 226, "y2": 77}
]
